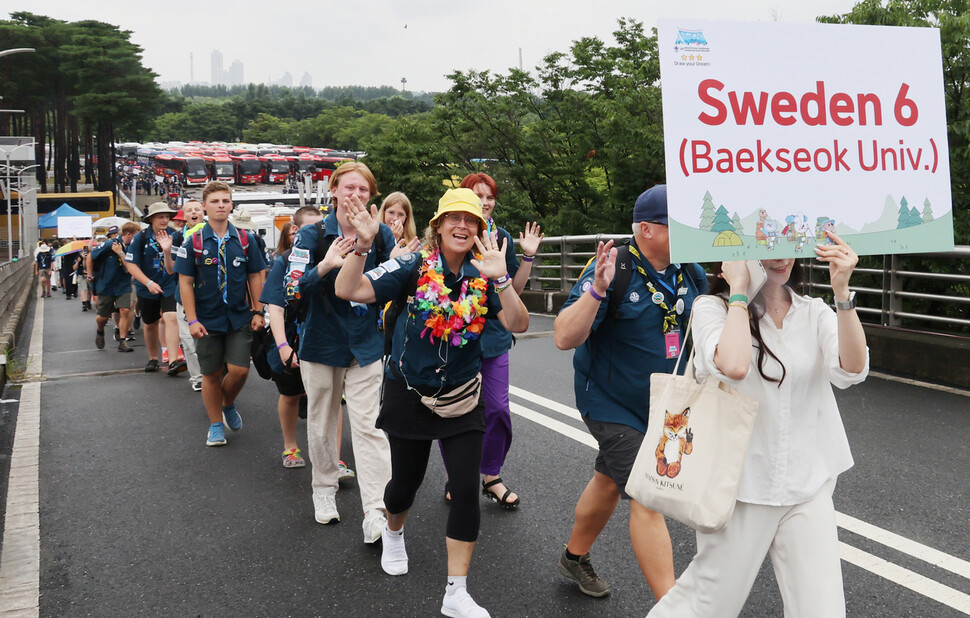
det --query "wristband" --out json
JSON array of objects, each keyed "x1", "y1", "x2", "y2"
[
  {"x1": 276, "y1": 342, "x2": 289, "y2": 351},
  {"x1": 251, "y1": 310, "x2": 263, "y2": 316},
  {"x1": 495, "y1": 281, "x2": 512, "y2": 293},
  {"x1": 188, "y1": 319, "x2": 199, "y2": 326},
  {"x1": 588, "y1": 288, "x2": 606, "y2": 302},
  {"x1": 521, "y1": 254, "x2": 535, "y2": 263},
  {"x1": 494, "y1": 273, "x2": 511, "y2": 286},
  {"x1": 728, "y1": 301, "x2": 749, "y2": 313},
  {"x1": 728, "y1": 294, "x2": 749, "y2": 304},
  {"x1": 353, "y1": 245, "x2": 372, "y2": 256}
]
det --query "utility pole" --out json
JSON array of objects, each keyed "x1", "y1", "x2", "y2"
[{"x1": 401, "y1": 77, "x2": 407, "y2": 93}]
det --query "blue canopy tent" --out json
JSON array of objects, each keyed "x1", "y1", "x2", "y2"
[{"x1": 38, "y1": 203, "x2": 89, "y2": 229}]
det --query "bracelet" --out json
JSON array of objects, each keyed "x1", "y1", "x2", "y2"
[
  {"x1": 188, "y1": 319, "x2": 199, "y2": 326},
  {"x1": 588, "y1": 288, "x2": 606, "y2": 302},
  {"x1": 728, "y1": 301, "x2": 749, "y2": 313},
  {"x1": 251, "y1": 310, "x2": 263, "y2": 316},
  {"x1": 494, "y1": 273, "x2": 511, "y2": 286},
  {"x1": 495, "y1": 281, "x2": 512, "y2": 293},
  {"x1": 353, "y1": 245, "x2": 372, "y2": 256},
  {"x1": 276, "y1": 342, "x2": 289, "y2": 351},
  {"x1": 521, "y1": 254, "x2": 535, "y2": 263},
  {"x1": 728, "y1": 293, "x2": 749, "y2": 304}
]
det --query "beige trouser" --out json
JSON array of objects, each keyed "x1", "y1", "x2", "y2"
[
  {"x1": 301, "y1": 359, "x2": 390, "y2": 514},
  {"x1": 176, "y1": 302, "x2": 202, "y2": 383},
  {"x1": 647, "y1": 480, "x2": 843, "y2": 618}
]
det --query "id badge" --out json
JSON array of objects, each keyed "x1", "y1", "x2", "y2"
[{"x1": 664, "y1": 330, "x2": 682, "y2": 359}]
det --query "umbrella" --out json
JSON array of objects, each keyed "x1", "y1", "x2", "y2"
[
  {"x1": 54, "y1": 240, "x2": 90, "y2": 257},
  {"x1": 92, "y1": 216, "x2": 133, "y2": 229}
]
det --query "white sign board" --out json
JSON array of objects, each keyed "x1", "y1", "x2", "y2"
[
  {"x1": 57, "y1": 216, "x2": 94, "y2": 239},
  {"x1": 659, "y1": 19, "x2": 953, "y2": 262}
]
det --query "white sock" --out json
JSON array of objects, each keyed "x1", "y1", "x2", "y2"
[
  {"x1": 384, "y1": 524, "x2": 403, "y2": 536},
  {"x1": 446, "y1": 576, "x2": 467, "y2": 595}
]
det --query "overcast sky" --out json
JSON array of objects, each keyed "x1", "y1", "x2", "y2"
[{"x1": 6, "y1": 0, "x2": 861, "y2": 92}]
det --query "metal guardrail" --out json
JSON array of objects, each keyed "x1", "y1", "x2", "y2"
[{"x1": 516, "y1": 235, "x2": 970, "y2": 335}]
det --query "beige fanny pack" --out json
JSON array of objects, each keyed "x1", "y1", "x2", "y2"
[{"x1": 420, "y1": 374, "x2": 483, "y2": 418}]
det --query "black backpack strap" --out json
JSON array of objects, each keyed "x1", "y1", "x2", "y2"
[
  {"x1": 383, "y1": 260, "x2": 421, "y2": 357},
  {"x1": 312, "y1": 220, "x2": 336, "y2": 315}
]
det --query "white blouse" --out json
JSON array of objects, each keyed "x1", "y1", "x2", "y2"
[{"x1": 691, "y1": 291, "x2": 869, "y2": 506}]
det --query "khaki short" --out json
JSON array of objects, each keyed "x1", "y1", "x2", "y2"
[
  {"x1": 38, "y1": 268, "x2": 50, "y2": 281},
  {"x1": 195, "y1": 326, "x2": 253, "y2": 376},
  {"x1": 97, "y1": 292, "x2": 132, "y2": 318}
]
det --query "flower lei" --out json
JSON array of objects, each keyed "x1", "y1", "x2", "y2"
[{"x1": 414, "y1": 248, "x2": 489, "y2": 347}]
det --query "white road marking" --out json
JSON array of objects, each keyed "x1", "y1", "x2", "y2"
[
  {"x1": 510, "y1": 386, "x2": 970, "y2": 615},
  {"x1": 837, "y1": 512, "x2": 970, "y2": 580},
  {"x1": 0, "y1": 291, "x2": 43, "y2": 615},
  {"x1": 509, "y1": 385, "x2": 581, "y2": 420},
  {"x1": 840, "y1": 543, "x2": 970, "y2": 614}
]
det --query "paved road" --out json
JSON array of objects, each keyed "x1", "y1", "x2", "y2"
[{"x1": 1, "y1": 291, "x2": 969, "y2": 616}]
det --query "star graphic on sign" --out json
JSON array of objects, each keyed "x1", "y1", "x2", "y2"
[
  {"x1": 681, "y1": 54, "x2": 687, "y2": 60},
  {"x1": 697, "y1": 55, "x2": 703, "y2": 61},
  {"x1": 689, "y1": 54, "x2": 695, "y2": 61}
]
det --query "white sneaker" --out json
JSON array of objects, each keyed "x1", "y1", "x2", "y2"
[
  {"x1": 312, "y1": 491, "x2": 339, "y2": 524},
  {"x1": 362, "y1": 511, "x2": 387, "y2": 544},
  {"x1": 441, "y1": 586, "x2": 490, "y2": 618},
  {"x1": 380, "y1": 525, "x2": 408, "y2": 576}
]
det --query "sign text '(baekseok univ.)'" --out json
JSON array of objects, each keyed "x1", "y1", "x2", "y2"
[{"x1": 679, "y1": 80, "x2": 937, "y2": 178}]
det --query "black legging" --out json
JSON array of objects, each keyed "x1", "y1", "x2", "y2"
[{"x1": 384, "y1": 431, "x2": 483, "y2": 543}]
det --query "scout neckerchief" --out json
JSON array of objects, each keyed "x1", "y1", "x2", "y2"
[
  {"x1": 627, "y1": 244, "x2": 687, "y2": 335},
  {"x1": 215, "y1": 231, "x2": 229, "y2": 304},
  {"x1": 146, "y1": 229, "x2": 164, "y2": 273}
]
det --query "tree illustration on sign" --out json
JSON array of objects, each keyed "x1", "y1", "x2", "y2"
[
  {"x1": 712, "y1": 205, "x2": 735, "y2": 233},
  {"x1": 731, "y1": 212, "x2": 744, "y2": 235},
  {"x1": 922, "y1": 198, "x2": 934, "y2": 223},
  {"x1": 699, "y1": 191, "x2": 716, "y2": 231},
  {"x1": 896, "y1": 196, "x2": 923, "y2": 229}
]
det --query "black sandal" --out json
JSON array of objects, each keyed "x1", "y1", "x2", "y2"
[{"x1": 482, "y1": 478, "x2": 520, "y2": 509}]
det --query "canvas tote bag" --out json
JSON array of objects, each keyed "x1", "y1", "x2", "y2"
[{"x1": 626, "y1": 310, "x2": 759, "y2": 533}]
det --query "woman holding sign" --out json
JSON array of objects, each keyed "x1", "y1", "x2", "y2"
[{"x1": 648, "y1": 232, "x2": 868, "y2": 617}]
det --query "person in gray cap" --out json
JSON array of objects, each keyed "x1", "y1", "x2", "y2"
[
  {"x1": 553, "y1": 185, "x2": 709, "y2": 601},
  {"x1": 125, "y1": 202, "x2": 182, "y2": 373}
]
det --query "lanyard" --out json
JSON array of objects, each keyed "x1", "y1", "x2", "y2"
[{"x1": 628, "y1": 244, "x2": 686, "y2": 334}]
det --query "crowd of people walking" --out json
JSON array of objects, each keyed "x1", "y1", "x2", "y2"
[{"x1": 37, "y1": 171, "x2": 868, "y2": 617}]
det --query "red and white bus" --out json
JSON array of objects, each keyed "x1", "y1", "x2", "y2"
[
  {"x1": 205, "y1": 155, "x2": 235, "y2": 183},
  {"x1": 259, "y1": 155, "x2": 290, "y2": 184},
  {"x1": 232, "y1": 155, "x2": 263, "y2": 184}
]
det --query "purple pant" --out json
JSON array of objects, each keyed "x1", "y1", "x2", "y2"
[{"x1": 479, "y1": 353, "x2": 513, "y2": 476}]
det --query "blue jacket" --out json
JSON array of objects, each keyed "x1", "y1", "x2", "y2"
[
  {"x1": 561, "y1": 252, "x2": 709, "y2": 432},
  {"x1": 174, "y1": 223, "x2": 267, "y2": 333},
  {"x1": 284, "y1": 211, "x2": 396, "y2": 367},
  {"x1": 125, "y1": 227, "x2": 178, "y2": 299},
  {"x1": 91, "y1": 238, "x2": 133, "y2": 297}
]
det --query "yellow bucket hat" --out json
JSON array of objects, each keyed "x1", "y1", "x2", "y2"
[{"x1": 429, "y1": 188, "x2": 487, "y2": 230}]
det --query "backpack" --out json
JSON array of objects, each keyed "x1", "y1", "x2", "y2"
[
  {"x1": 382, "y1": 263, "x2": 422, "y2": 357},
  {"x1": 190, "y1": 227, "x2": 249, "y2": 268}
]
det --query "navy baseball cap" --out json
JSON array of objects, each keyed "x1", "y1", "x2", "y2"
[
  {"x1": 633, "y1": 185, "x2": 668, "y2": 225},
  {"x1": 107, "y1": 225, "x2": 119, "y2": 235}
]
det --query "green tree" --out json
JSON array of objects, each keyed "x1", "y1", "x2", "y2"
[
  {"x1": 712, "y1": 205, "x2": 734, "y2": 233},
  {"x1": 699, "y1": 191, "x2": 716, "y2": 230},
  {"x1": 897, "y1": 196, "x2": 911, "y2": 229},
  {"x1": 732, "y1": 212, "x2": 744, "y2": 235},
  {"x1": 922, "y1": 198, "x2": 935, "y2": 222}
]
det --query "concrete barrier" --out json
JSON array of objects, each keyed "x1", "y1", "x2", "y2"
[
  {"x1": 522, "y1": 290, "x2": 970, "y2": 390},
  {"x1": 0, "y1": 259, "x2": 36, "y2": 387}
]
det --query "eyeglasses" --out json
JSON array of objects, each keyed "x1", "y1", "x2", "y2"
[{"x1": 441, "y1": 212, "x2": 479, "y2": 226}]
